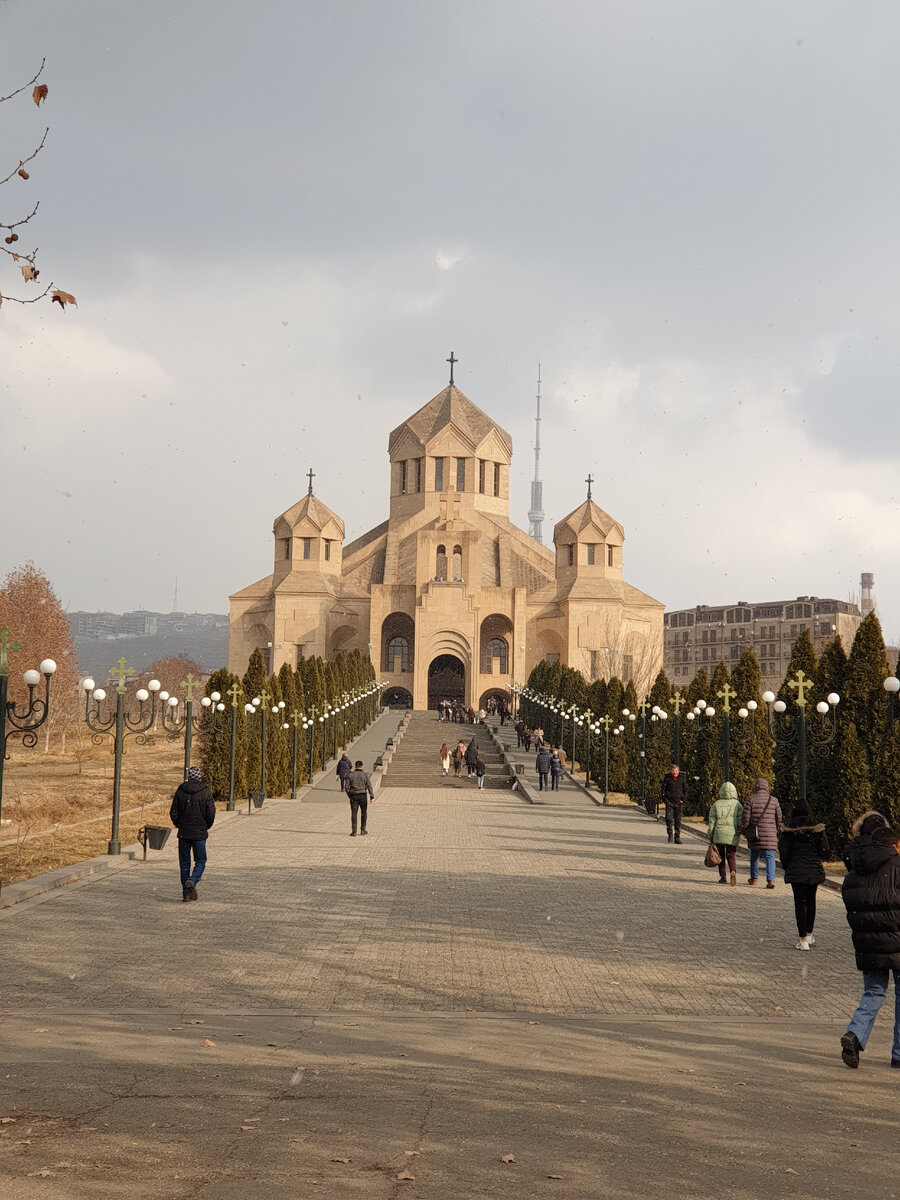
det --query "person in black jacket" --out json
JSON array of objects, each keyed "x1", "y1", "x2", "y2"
[
  {"x1": 660, "y1": 765, "x2": 686, "y2": 842},
  {"x1": 840, "y1": 816, "x2": 900, "y2": 1069},
  {"x1": 535, "y1": 746, "x2": 551, "y2": 792},
  {"x1": 169, "y1": 765, "x2": 216, "y2": 901},
  {"x1": 777, "y1": 801, "x2": 829, "y2": 950}
]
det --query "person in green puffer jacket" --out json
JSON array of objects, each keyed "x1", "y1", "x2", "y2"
[{"x1": 708, "y1": 781, "x2": 743, "y2": 886}]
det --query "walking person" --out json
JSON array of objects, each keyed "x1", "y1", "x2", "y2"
[
  {"x1": 741, "y1": 777, "x2": 783, "y2": 887},
  {"x1": 515, "y1": 719, "x2": 525, "y2": 749},
  {"x1": 475, "y1": 755, "x2": 486, "y2": 789},
  {"x1": 345, "y1": 760, "x2": 374, "y2": 836},
  {"x1": 661, "y1": 764, "x2": 686, "y2": 842},
  {"x1": 453, "y1": 740, "x2": 466, "y2": 777},
  {"x1": 439, "y1": 742, "x2": 451, "y2": 776},
  {"x1": 535, "y1": 745, "x2": 551, "y2": 792},
  {"x1": 465, "y1": 737, "x2": 478, "y2": 777},
  {"x1": 169, "y1": 765, "x2": 216, "y2": 902},
  {"x1": 707, "y1": 781, "x2": 743, "y2": 886},
  {"x1": 839, "y1": 815, "x2": 900, "y2": 1069},
  {"x1": 336, "y1": 751, "x2": 353, "y2": 792},
  {"x1": 549, "y1": 748, "x2": 563, "y2": 791},
  {"x1": 778, "y1": 799, "x2": 829, "y2": 949}
]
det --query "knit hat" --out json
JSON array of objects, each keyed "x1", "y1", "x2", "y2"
[{"x1": 187, "y1": 766, "x2": 202, "y2": 782}]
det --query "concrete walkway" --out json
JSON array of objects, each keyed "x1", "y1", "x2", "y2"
[{"x1": 0, "y1": 749, "x2": 890, "y2": 1200}]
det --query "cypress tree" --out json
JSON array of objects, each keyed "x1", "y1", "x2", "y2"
[
  {"x1": 729, "y1": 647, "x2": 772, "y2": 801},
  {"x1": 682, "y1": 668, "x2": 710, "y2": 815},
  {"x1": 604, "y1": 678, "x2": 628, "y2": 792},
  {"x1": 772, "y1": 630, "x2": 818, "y2": 813},
  {"x1": 242, "y1": 648, "x2": 267, "y2": 797},
  {"x1": 622, "y1": 679, "x2": 640, "y2": 800},
  {"x1": 645, "y1": 669, "x2": 674, "y2": 800},
  {"x1": 808, "y1": 637, "x2": 848, "y2": 829},
  {"x1": 842, "y1": 613, "x2": 890, "y2": 779},
  {"x1": 199, "y1": 668, "x2": 247, "y2": 800},
  {"x1": 829, "y1": 720, "x2": 871, "y2": 855}
]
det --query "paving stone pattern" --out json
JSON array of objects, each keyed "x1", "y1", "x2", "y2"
[{"x1": 1, "y1": 719, "x2": 861, "y2": 1020}]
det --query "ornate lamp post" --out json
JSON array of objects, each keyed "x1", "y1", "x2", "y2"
[
  {"x1": 224, "y1": 681, "x2": 244, "y2": 811},
  {"x1": 161, "y1": 672, "x2": 224, "y2": 779},
  {"x1": 245, "y1": 686, "x2": 271, "y2": 807},
  {"x1": 0, "y1": 629, "x2": 56, "y2": 882},
  {"x1": 668, "y1": 689, "x2": 687, "y2": 767},
  {"x1": 761, "y1": 671, "x2": 839, "y2": 809},
  {"x1": 83, "y1": 658, "x2": 160, "y2": 855},
  {"x1": 288, "y1": 708, "x2": 305, "y2": 798},
  {"x1": 306, "y1": 704, "x2": 318, "y2": 783},
  {"x1": 590, "y1": 714, "x2": 625, "y2": 804},
  {"x1": 626, "y1": 700, "x2": 668, "y2": 812}
]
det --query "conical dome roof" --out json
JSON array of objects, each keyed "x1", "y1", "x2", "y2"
[
  {"x1": 388, "y1": 385, "x2": 512, "y2": 455},
  {"x1": 554, "y1": 498, "x2": 622, "y2": 543}
]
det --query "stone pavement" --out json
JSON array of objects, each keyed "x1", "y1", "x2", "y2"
[{"x1": 0, "y1": 747, "x2": 895, "y2": 1199}]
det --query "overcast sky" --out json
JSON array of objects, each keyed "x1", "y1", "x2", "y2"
[{"x1": 3, "y1": 1, "x2": 900, "y2": 640}]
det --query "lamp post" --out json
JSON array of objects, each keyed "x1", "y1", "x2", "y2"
[
  {"x1": 0, "y1": 628, "x2": 56, "y2": 884},
  {"x1": 591, "y1": 714, "x2": 624, "y2": 804},
  {"x1": 288, "y1": 708, "x2": 304, "y2": 798},
  {"x1": 161, "y1": 672, "x2": 224, "y2": 779},
  {"x1": 628, "y1": 699, "x2": 668, "y2": 813},
  {"x1": 83, "y1": 658, "x2": 160, "y2": 855},
  {"x1": 669, "y1": 689, "x2": 687, "y2": 767},
  {"x1": 248, "y1": 687, "x2": 272, "y2": 806},
  {"x1": 306, "y1": 704, "x2": 318, "y2": 783},
  {"x1": 578, "y1": 708, "x2": 592, "y2": 785},
  {"x1": 225, "y1": 681, "x2": 243, "y2": 810},
  {"x1": 762, "y1": 670, "x2": 839, "y2": 809}
]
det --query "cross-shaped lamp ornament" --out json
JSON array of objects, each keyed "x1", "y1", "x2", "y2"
[{"x1": 762, "y1": 670, "x2": 840, "y2": 811}]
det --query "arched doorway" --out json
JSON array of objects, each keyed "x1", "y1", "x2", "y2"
[
  {"x1": 479, "y1": 687, "x2": 510, "y2": 714},
  {"x1": 428, "y1": 654, "x2": 465, "y2": 709},
  {"x1": 382, "y1": 686, "x2": 413, "y2": 709}
]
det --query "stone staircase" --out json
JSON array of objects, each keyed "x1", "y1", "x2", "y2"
[{"x1": 382, "y1": 712, "x2": 512, "y2": 790}]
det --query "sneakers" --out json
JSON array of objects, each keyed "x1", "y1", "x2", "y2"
[
  {"x1": 747, "y1": 878, "x2": 757, "y2": 886},
  {"x1": 796, "y1": 939, "x2": 811, "y2": 951},
  {"x1": 730, "y1": 872, "x2": 737, "y2": 886},
  {"x1": 717, "y1": 878, "x2": 728, "y2": 885},
  {"x1": 807, "y1": 935, "x2": 816, "y2": 945},
  {"x1": 360, "y1": 829, "x2": 368, "y2": 836},
  {"x1": 766, "y1": 881, "x2": 776, "y2": 889},
  {"x1": 841, "y1": 1032, "x2": 861, "y2": 1069},
  {"x1": 184, "y1": 880, "x2": 198, "y2": 902}
]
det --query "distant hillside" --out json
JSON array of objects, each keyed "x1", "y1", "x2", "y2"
[{"x1": 75, "y1": 629, "x2": 228, "y2": 678}]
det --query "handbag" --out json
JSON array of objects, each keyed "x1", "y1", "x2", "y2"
[
  {"x1": 747, "y1": 795, "x2": 773, "y2": 843},
  {"x1": 704, "y1": 843, "x2": 722, "y2": 868}
]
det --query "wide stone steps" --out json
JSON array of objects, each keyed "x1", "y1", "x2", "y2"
[{"x1": 383, "y1": 713, "x2": 513, "y2": 790}]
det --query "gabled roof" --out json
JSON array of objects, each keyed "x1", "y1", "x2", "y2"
[
  {"x1": 274, "y1": 492, "x2": 344, "y2": 537},
  {"x1": 388, "y1": 385, "x2": 512, "y2": 455},
  {"x1": 554, "y1": 499, "x2": 623, "y2": 543}
]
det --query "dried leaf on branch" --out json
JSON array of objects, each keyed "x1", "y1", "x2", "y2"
[
  {"x1": 51, "y1": 289, "x2": 77, "y2": 309},
  {"x1": 20, "y1": 264, "x2": 38, "y2": 281},
  {"x1": 33, "y1": 84, "x2": 48, "y2": 106}
]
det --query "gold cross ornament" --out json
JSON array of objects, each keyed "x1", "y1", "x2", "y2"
[
  {"x1": 108, "y1": 657, "x2": 135, "y2": 694},
  {"x1": 0, "y1": 626, "x2": 22, "y2": 678},
  {"x1": 789, "y1": 669, "x2": 813, "y2": 708}
]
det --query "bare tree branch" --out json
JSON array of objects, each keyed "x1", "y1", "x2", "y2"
[
  {"x1": 0, "y1": 58, "x2": 45, "y2": 105},
  {"x1": 0, "y1": 127, "x2": 49, "y2": 188}
]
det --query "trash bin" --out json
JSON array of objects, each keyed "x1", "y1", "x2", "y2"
[
  {"x1": 251, "y1": 790, "x2": 265, "y2": 810},
  {"x1": 139, "y1": 825, "x2": 172, "y2": 860}
]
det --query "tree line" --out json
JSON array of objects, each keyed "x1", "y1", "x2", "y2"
[{"x1": 522, "y1": 612, "x2": 899, "y2": 857}]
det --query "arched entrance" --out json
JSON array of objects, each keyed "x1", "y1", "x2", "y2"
[
  {"x1": 479, "y1": 687, "x2": 510, "y2": 714},
  {"x1": 382, "y1": 686, "x2": 413, "y2": 709},
  {"x1": 428, "y1": 654, "x2": 465, "y2": 709}
]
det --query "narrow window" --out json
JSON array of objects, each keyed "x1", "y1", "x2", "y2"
[
  {"x1": 456, "y1": 457, "x2": 466, "y2": 491},
  {"x1": 295, "y1": 644, "x2": 304, "y2": 666},
  {"x1": 567, "y1": 544, "x2": 574, "y2": 567},
  {"x1": 479, "y1": 459, "x2": 486, "y2": 493},
  {"x1": 280, "y1": 537, "x2": 291, "y2": 560},
  {"x1": 493, "y1": 462, "x2": 500, "y2": 497},
  {"x1": 416, "y1": 457, "x2": 423, "y2": 492},
  {"x1": 484, "y1": 637, "x2": 508, "y2": 673},
  {"x1": 324, "y1": 540, "x2": 331, "y2": 562},
  {"x1": 303, "y1": 538, "x2": 312, "y2": 560},
  {"x1": 452, "y1": 545, "x2": 462, "y2": 580},
  {"x1": 386, "y1": 636, "x2": 409, "y2": 672},
  {"x1": 436, "y1": 544, "x2": 446, "y2": 580},
  {"x1": 400, "y1": 460, "x2": 408, "y2": 494},
  {"x1": 434, "y1": 457, "x2": 444, "y2": 491},
  {"x1": 607, "y1": 545, "x2": 614, "y2": 567},
  {"x1": 587, "y1": 544, "x2": 596, "y2": 565}
]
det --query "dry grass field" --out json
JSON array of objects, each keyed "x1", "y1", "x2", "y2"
[{"x1": 0, "y1": 726, "x2": 185, "y2": 886}]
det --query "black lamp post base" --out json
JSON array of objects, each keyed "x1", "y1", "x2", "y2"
[{"x1": 108, "y1": 838, "x2": 121, "y2": 855}]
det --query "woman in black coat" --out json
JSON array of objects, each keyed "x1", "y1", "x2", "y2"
[
  {"x1": 777, "y1": 801, "x2": 829, "y2": 950},
  {"x1": 840, "y1": 819, "x2": 900, "y2": 1069}
]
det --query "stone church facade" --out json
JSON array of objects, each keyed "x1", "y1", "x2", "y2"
[{"x1": 229, "y1": 380, "x2": 663, "y2": 707}]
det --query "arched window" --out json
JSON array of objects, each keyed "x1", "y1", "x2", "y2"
[
  {"x1": 436, "y1": 544, "x2": 447, "y2": 581},
  {"x1": 484, "y1": 637, "x2": 508, "y2": 673},
  {"x1": 451, "y1": 545, "x2": 462, "y2": 580},
  {"x1": 386, "y1": 636, "x2": 409, "y2": 672}
]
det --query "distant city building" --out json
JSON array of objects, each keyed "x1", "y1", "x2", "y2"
[
  {"x1": 67, "y1": 610, "x2": 227, "y2": 640},
  {"x1": 663, "y1": 595, "x2": 862, "y2": 690}
]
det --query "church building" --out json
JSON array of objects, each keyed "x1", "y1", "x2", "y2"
[{"x1": 228, "y1": 372, "x2": 663, "y2": 707}]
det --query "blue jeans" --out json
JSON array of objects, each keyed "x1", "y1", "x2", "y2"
[
  {"x1": 847, "y1": 970, "x2": 900, "y2": 1060},
  {"x1": 178, "y1": 837, "x2": 208, "y2": 895},
  {"x1": 749, "y1": 847, "x2": 776, "y2": 883}
]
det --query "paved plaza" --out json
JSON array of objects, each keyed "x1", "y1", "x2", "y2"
[{"x1": 0, "y1": 716, "x2": 896, "y2": 1199}]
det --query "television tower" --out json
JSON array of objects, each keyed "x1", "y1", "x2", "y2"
[{"x1": 527, "y1": 365, "x2": 546, "y2": 543}]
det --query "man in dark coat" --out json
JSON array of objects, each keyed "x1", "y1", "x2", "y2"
[
  {"x1": 778, "y1": 801, "x2": 829, "y2": 949},
  {"x1": 346, "y1": 760, "x2": 375, "y2": 836},
  {"x1": 840, "y1": 820, "x2": 900, "y2": 1069},
  {"x1": 741, "y1": 777, "x2": 782, "y2": 887},
  {"x1": 535, "y1": 746, "x2": 551, "y2": 792},
  {"x1": 464, "y1": 738, "x2": 478, "y2": 776},
  {"x1": 170, "y1": 765, "x2": 216, "y2": 901},
  {"x1": 514, "y1": 719, "x2": 525, "y2": 748},
  {"x1": 660, "y1": 765, "x2": 686, "y2": 843},
  {"x1": 336, "y1": 752, "x2": 353, "y2": 792}
]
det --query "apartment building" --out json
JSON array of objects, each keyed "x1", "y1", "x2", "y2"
[{"x1": 663, "y1": 596, "x2": 862, "y2": 690}]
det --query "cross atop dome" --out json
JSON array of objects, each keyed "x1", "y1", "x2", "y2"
[{"x1": 446, "y1": 350, "x2": 458, "y2": 386}]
